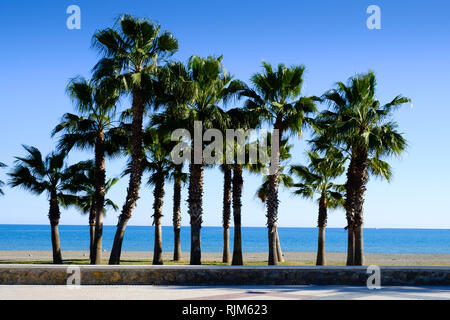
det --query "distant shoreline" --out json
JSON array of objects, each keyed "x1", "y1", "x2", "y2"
[{"x1": 1, "y1": 250, "x2": 450, "y2": 266}]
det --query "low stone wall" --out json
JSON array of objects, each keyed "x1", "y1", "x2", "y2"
[{"x1": 1, "y1": 265, "x2": 450, "y2": 286}]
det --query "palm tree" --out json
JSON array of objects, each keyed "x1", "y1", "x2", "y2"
[
  {"x1": 140, "y1": 127, "x2": 177, "y2": 265},
  {"x1": 315, "y1": 70, "x2": 409, "y2": 265},
  {"x1": 254, "y1": 136, "x2": 293, "y2": 263},
  {"x1": 92, "y1": 14, "x2": 178, "y2": 265},
  {"x1": 187, "y1": 56, "x2": 234, "y2": 265},
  {"x1": 290, "y1": 149, "x2": 346, "y2": 265},
  {"x1": 0, "y1": 162, "x2": 6, "y2": 196},
  {"x1": 170, "y1": 164, "x2": 187, "y2": 261},
  {"x1": 66, "y1": 160, "x2": 119, "y2": 262},
  {"x1": 8, "y1": 146, "x2": 84, "y2": 264},
  {"x1": 52, "y1": 77, "x2": 120, "y2": 264},
  {"x1": 231, "y1": 163, "x2": 244, "y2": 265},
  {"x1": 233, "y1": 63, "x2": 317, "y2": 264},
  {"x1": 256, "y1": 170, "x2": 292, "y2": 263}
]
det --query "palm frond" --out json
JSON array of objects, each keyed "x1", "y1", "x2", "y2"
[
  {"x1": 8, "y1": 165, "x2": 48, "y2": 195},
  {"x1": 368, "y1": 157, "x2": 393, "y2": 182},
  {"x1": 0, "y1": 162, "x2": 6, "y2": 196}
]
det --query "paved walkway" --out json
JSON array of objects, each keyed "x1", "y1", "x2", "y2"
[{"x1": 1, "y1": 285, "x2": 450, "y2": 300}]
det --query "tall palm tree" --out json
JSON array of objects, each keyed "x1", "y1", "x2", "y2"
[
  {"x1": 52, "y1": 77, "x2": 120, "y2": 264},
  {"x1": 0, "y1": 162, "x2": 6, "y2": 196},
  {"x1": 233, "y1": 63, "x2": 317, "y2": 264},
  {"x1": 92, "y1": 14, "x2": 178, "y2": 264},
  {"x1": 187, "y1": 56, "x2": 233, "y2": 265},
  {"x1": 219, "y1": 164, "x2": 232, "y2": 263},
  {"x1": 66, "y1": 160, "x2": 119, "y2": 262},
  {"x1": 8, "y1": 146, "x2": 84, "y2": 264},
  {"x1": 290, "y1": 149, "x2": 346, "y2": 265},
  {"x1": 315, "y1": 71, "x2": 409, "y2": 265}
]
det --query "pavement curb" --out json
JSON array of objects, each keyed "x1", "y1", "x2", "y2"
[{"x1": 1, "y1": 265, "x2": 450, "y2": 286}]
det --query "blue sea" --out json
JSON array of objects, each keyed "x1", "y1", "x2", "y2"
[{"x1": 1, "y1": 224, "x2": 450, "y2": 254}]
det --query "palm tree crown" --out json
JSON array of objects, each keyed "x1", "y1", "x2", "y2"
[
  {"x1": 52, "y1": 77, "x2": 121, "y2": 155},
  {"x1": 67, "y1": 160, "x2": 119, "y2": 216},
  {"x1": 290, "y1": 149, "x2": 346, "y2": 209},
  {"x1": 158, "y1": 56, "x2": 233, "y2": 131},
  {"x1": 234, "y1": 62, "x2": 318, "y2": 136},
  {"x1": 315, "y1": 70, "x2": 409, "y2": 172},
  {"x1": 92, "y1": 14, "x2": 179, "y2": 100},
  {"x1": 8, "y1": 146, "x2": 84, "y2": 209}
]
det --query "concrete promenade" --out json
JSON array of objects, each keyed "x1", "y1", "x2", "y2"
[{"x1": 1, "y1": 284, "x2": 450, "y2": 300}]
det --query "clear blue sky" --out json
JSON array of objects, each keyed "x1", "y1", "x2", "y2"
[{"x1": 0, "y1": 0, "x2": 449, "y2": 228}]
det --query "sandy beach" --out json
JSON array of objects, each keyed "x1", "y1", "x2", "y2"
[{"x1": 1, "y1": 250, "x2": 450, "y2": 266}]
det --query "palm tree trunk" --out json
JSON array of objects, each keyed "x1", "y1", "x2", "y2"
[
  {"x1": 92, "y1": 131, "x2": 106, "y2": 265},
  {"x1": 88, "y1": 206, "x2": 95, "y2": 263},
  {"x1": 353, "y1": 149, "x2": 368, "y2": 266},
  {"x1": 109, "y1": 90, "x2": 145, "y2": 265},
  {"x1": 266, "y1": 119, "x2": 282, "y2": 265},
  {"x1": 89, "y1": 224, "x2": 95, "y2": 261},
  {"x1": 344, "y1": 157, "x2": 356, "y2": 266},
  {"x1": 345, "y1": 149, "x2": 368, "y2": 266},
  {"x1": 232, "y1": 165, "x2": 243, "y2": 265},
  {"x1": 153, "y1": 223, "x2": 163, "y2": 265},
  {"x1": 173, "y1": 228, "x2": 181, "y2": 261},
  {"x1": 268, "y1": 228, "x2": 278, "y2": 265},
  {"x1": 223, "y1": 228, "x2": 230, "y2": 264},
  {"x1": 275, "y1": 227, "x2": 284, "y2": 263},
  {"x1": 346, "y1": 226, "x2": 355, "y2": 265},
  {"x1": 354, "y1": 226, "x2": 364, "y2": 265},
  {"x1": 50, "y1": 225, "x2": 63, "y2": 264},
  {"x1": 49, "y1": 191, "x2": 62, "y2": 264},
  {"x1": 188, "y1": 162, "x2": 204, "y2": 265},
  {"x1": 316, "y1": 193, "x2": 327, "y2": 266},
  {"x1": 317, "y1": 227, "x2": 326, "y2": 265},
  {"x1": 173, "y1": 177, "x2": 182, "y2": 261},
  {"x1": 109, "y1": 218, "x2": 128, "y2": 265},
  {"x1": 153, "y1": 171, "x2": 165, "y2": 265},
  {"x1": 222, "y1": 165, "x2": 232, "y2": 263}
]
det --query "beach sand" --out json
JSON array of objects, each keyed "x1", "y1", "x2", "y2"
[{"x1": 1, "y1": 250, "x2": 450, "y2": 266}]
